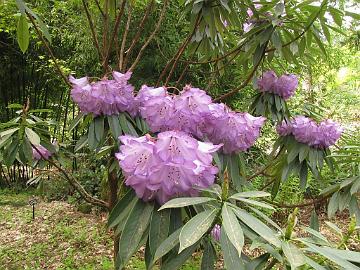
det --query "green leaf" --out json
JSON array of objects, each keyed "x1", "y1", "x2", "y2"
[
  {"x1": 248, "y1": 207, "x2": 282, "y2": 231},
  {"x1": 179, "y1": 209, "x2": 218, "y2": 253},
  {"x1": 149, "y1": 208, "x2": 171, "y2": 257},
  {"x1": 222, "y1": 203, "x2": 244, "y2": 257},
  {"x1": 68, "y1": 113, "x2": 84, "y2": 132},
  {"x1": 287, "y1": 146, "x2": 299, "y2": 164},
  {"x1": 118, "y1": 201, "x2": 153, "y2": 268},
  {"x1": 305, "y1": 256, "x2": 327, "y2": 270},
  {"x1": 25, "y1": 127, "x2": 40, "y2": 145},
  {"x1": 232, "y1": 207, "x2": 281, "y2": 247},
  {"x1": 302, "y1": 241, "x2": 359, "y2": 269},
  {"x1": 329, "y1": 7, "x2": 343, "y2": 27},
  {"x1": 107, "y1": 189, "x2": 137, "y2": 228},
  {"x1": 161, "y1": 241, "x2": 199, "y2": 270},
  {"x1": 328, "y1": 191, "x2": 339, "y2": 218},
  {"x1": 322, "y1": 247, "x2": 360, "y2": 263},
  {"x1": 74, "y1": 135, "x2": 88, "y2": 152},
  {"x1": 227, "y1": 154, "x2": 245, "y2": 190},
  {"x1": 282, "y1": 241, "x2": 306, "y2": 269},
  {"x1": 4, "y1": 139, "x2": 19, "y2": 167},
  {"x1": 310, "y1": 210, "x2": 319, "y2": 231},
  {"x1": 201, "y1": 240, "x2": 215, "y2": 270},
  {"x1": 233, "y1": 198, "x2": 275, "y2": 210},
  {"x1": 87, "y1": 121, "x2": 98, "y2": 150},
  {"x1": 107, "y1": 115, "x2": 122, "y2": 139},
  {"x1": 299, "y1": 162, "x2": 308, "y2": 190},
  {"x1": 230, "y1": 191, "x2": 270, "y2": 199},
  {"x1": 299, "y1": 144, "x2": 310, "y2": 162},
  {"x1": 159, "y1": 197, "x2": 216, "y2": 211},
  {"x1": 21, "y1": 137, "x2": 33, "y2": 163},
  {"x1": 94, "y1": 117, "x2": 104, "y2": 142},
  {"x1": 17, "y1": 14, "x2": 29, "y2": 53},
  {"x1": 220, "y1": 228, "x2": 244, "y2": 269},
  {"x1": 153, "y1": 228, "x2": 181, "y2": 262},
  {"x1": 0, "y1": 127, "x2": 20, "y2": 138}
]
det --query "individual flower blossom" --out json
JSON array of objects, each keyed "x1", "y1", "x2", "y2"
[
  {"x1": 257, "y1": 70, "x2": 278, "y2": 92},
  {"x1": 135, "y1": 85, "x2": 166, "y2": 107},
  {"x1": 275, "y1": 74, "x2": 298, "y2": 100},
  {"x1": 139, "y1": 95, "x2": 175, "y2": 132},
  {"x1": 211, "y1": 224, "x2": 221, "y2": 242},
  {"x1": 116, "y1": 131, "x2": 222, "y2": 204},
  {"x1": 206, "y1": 109, "x2": 266, "y2": 154},
  {"x1": 276, "y1": 120, "x2": 293, "y2": 136},
  {"x1": 170, "y1": 86, "x2": 212, "y2": 137},
  {"x1": 70, "y1": 71, "x2": 136, "y2": 116},
  {"x1": 32, "y1": 144, "x2": 52, "y2": 160}
]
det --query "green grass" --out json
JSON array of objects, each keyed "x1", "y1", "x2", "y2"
[{"x1": 0, "y1": 189, "x2": 200, "y2": 270}]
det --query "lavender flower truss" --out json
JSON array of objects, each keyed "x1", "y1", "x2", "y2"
[
  {"x1": 32, "y1": 144, "x2": 51, "y2": 160},
  {"x1": 276, "y1": 116, "x2": 343, "y2": 149},
  {"x1": 139, "y1": 85, "x2": 266, "y2": 154},
  {"x1": 257, "y1": 70, "x2": 298, "y2": 100},
  {"x1": 211, "y1": 224, "x2": 221, "y2": 242},
  {"x1": 115, "y1": 131, "x2": 222, "y2": 204},
  {"x1": 69, "y1": 71, "x2": 137, "y2": 116}
]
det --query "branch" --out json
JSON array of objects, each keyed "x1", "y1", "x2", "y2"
[
  {"x1": 32, "y1": 144, "x2": 109, "y2": 209},
  {"x1": 118, "y1": 4, "x2": 132, "y2": 71},
  {"x1": 94, "y1": 0, "x2": 105, "y2": 17},
  {"x1": 264, "y1": 193, "x2": 332, "y2": 209},
  {"x1": 163, "y1": 14, "x2": 201, "y2": 86},
  {"x1": 213, "y1": 42, "x2": 268, "y2": 102},
  {"x1": 26, "y1": 11, "x2": 71, "y2": 87},
  {"x1": 82, "y1": 0, "x2": 103, "y2": 60},
  {"x1": 265, "y1": 1, "x2": 327, "y2": 53},
  {"x1": 103, "y1": 0, "x2": 127, "y2": 72},
  {"x1": 123, "y1": 0, "x2": 154, "y2": 69},
  {"x1": 128, "y1": 0, "x2": 169, "y2": 72}
]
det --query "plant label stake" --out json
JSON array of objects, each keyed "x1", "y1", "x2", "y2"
[{"x1": 28, "y1": 197, "x2": 38, "y2": 220}]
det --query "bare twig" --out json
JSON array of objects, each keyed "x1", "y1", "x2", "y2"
[
  {"x1": 123, "y1": 0, "x2": 154, "y2": 69},
  {"x1": 94, "y1": 0, "x2": 105, "y2": 17},
  {"x1": 213, "y1": 43, "x2": 267, "y2": 102},
  {"x1": 119, "y1": 3, "x2": 132, "y2": 71},
  {"x1": 103, "y1": 0, "x2": 127, "y2": 72},
  {"x1": 128, "y1": 0, "x2": 169, "y2": 72},
  {"x1": 26, "y1": 11, "x2": 71, "y2": 87},
  {"x1": 163, "y1": 15, "x2": 201, "y2": 86},
  {"x1": 32, "y1": 144, "x2": 109, "y2": 209},
  {"x1": 264, "y1": 193, "x2": 331, "y2": 209},
  {"x1": 82, "y1": 0, "x2": 103, "y2": 60}
]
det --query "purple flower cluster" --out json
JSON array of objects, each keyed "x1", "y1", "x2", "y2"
[
  {"x1": 139, "y1": 85, "x2": 266, "y2": 154},
  {"x1": 32, "y1": 145, "x2": 51, "y2": 160},
  {"x1": 257, "y1": 71, "x2": 298, "y2": 100},
  {"x1": 70, "y1": 71, "x2": 137, "y2": 116},
  {"x1": 115, "y1": 131, "x2": 221, "y2": 204},
  {"x1": 276, "y1": 116, "x2": 343, "y2": 148},
  {"x1": 211, "y1": 224, "x2": 221, "y2": 241}
]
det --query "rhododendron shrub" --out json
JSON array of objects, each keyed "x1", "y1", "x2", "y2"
[{"x1": 9, "y1": 0, "x2": 360, "y2": 269}]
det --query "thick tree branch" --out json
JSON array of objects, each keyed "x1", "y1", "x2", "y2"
[
  {"x1": 128, "y1": 0, "x2": 169, "y2": 72},
  {"x1": 82, "y1": 0, "x2": 103, "y2": 60},
  {"x1": 26, "y1": 11, "x2": 71, "y2": 87},
  {"x1": 32, "y1": 144, "x2": 109, "y2": 209}
]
